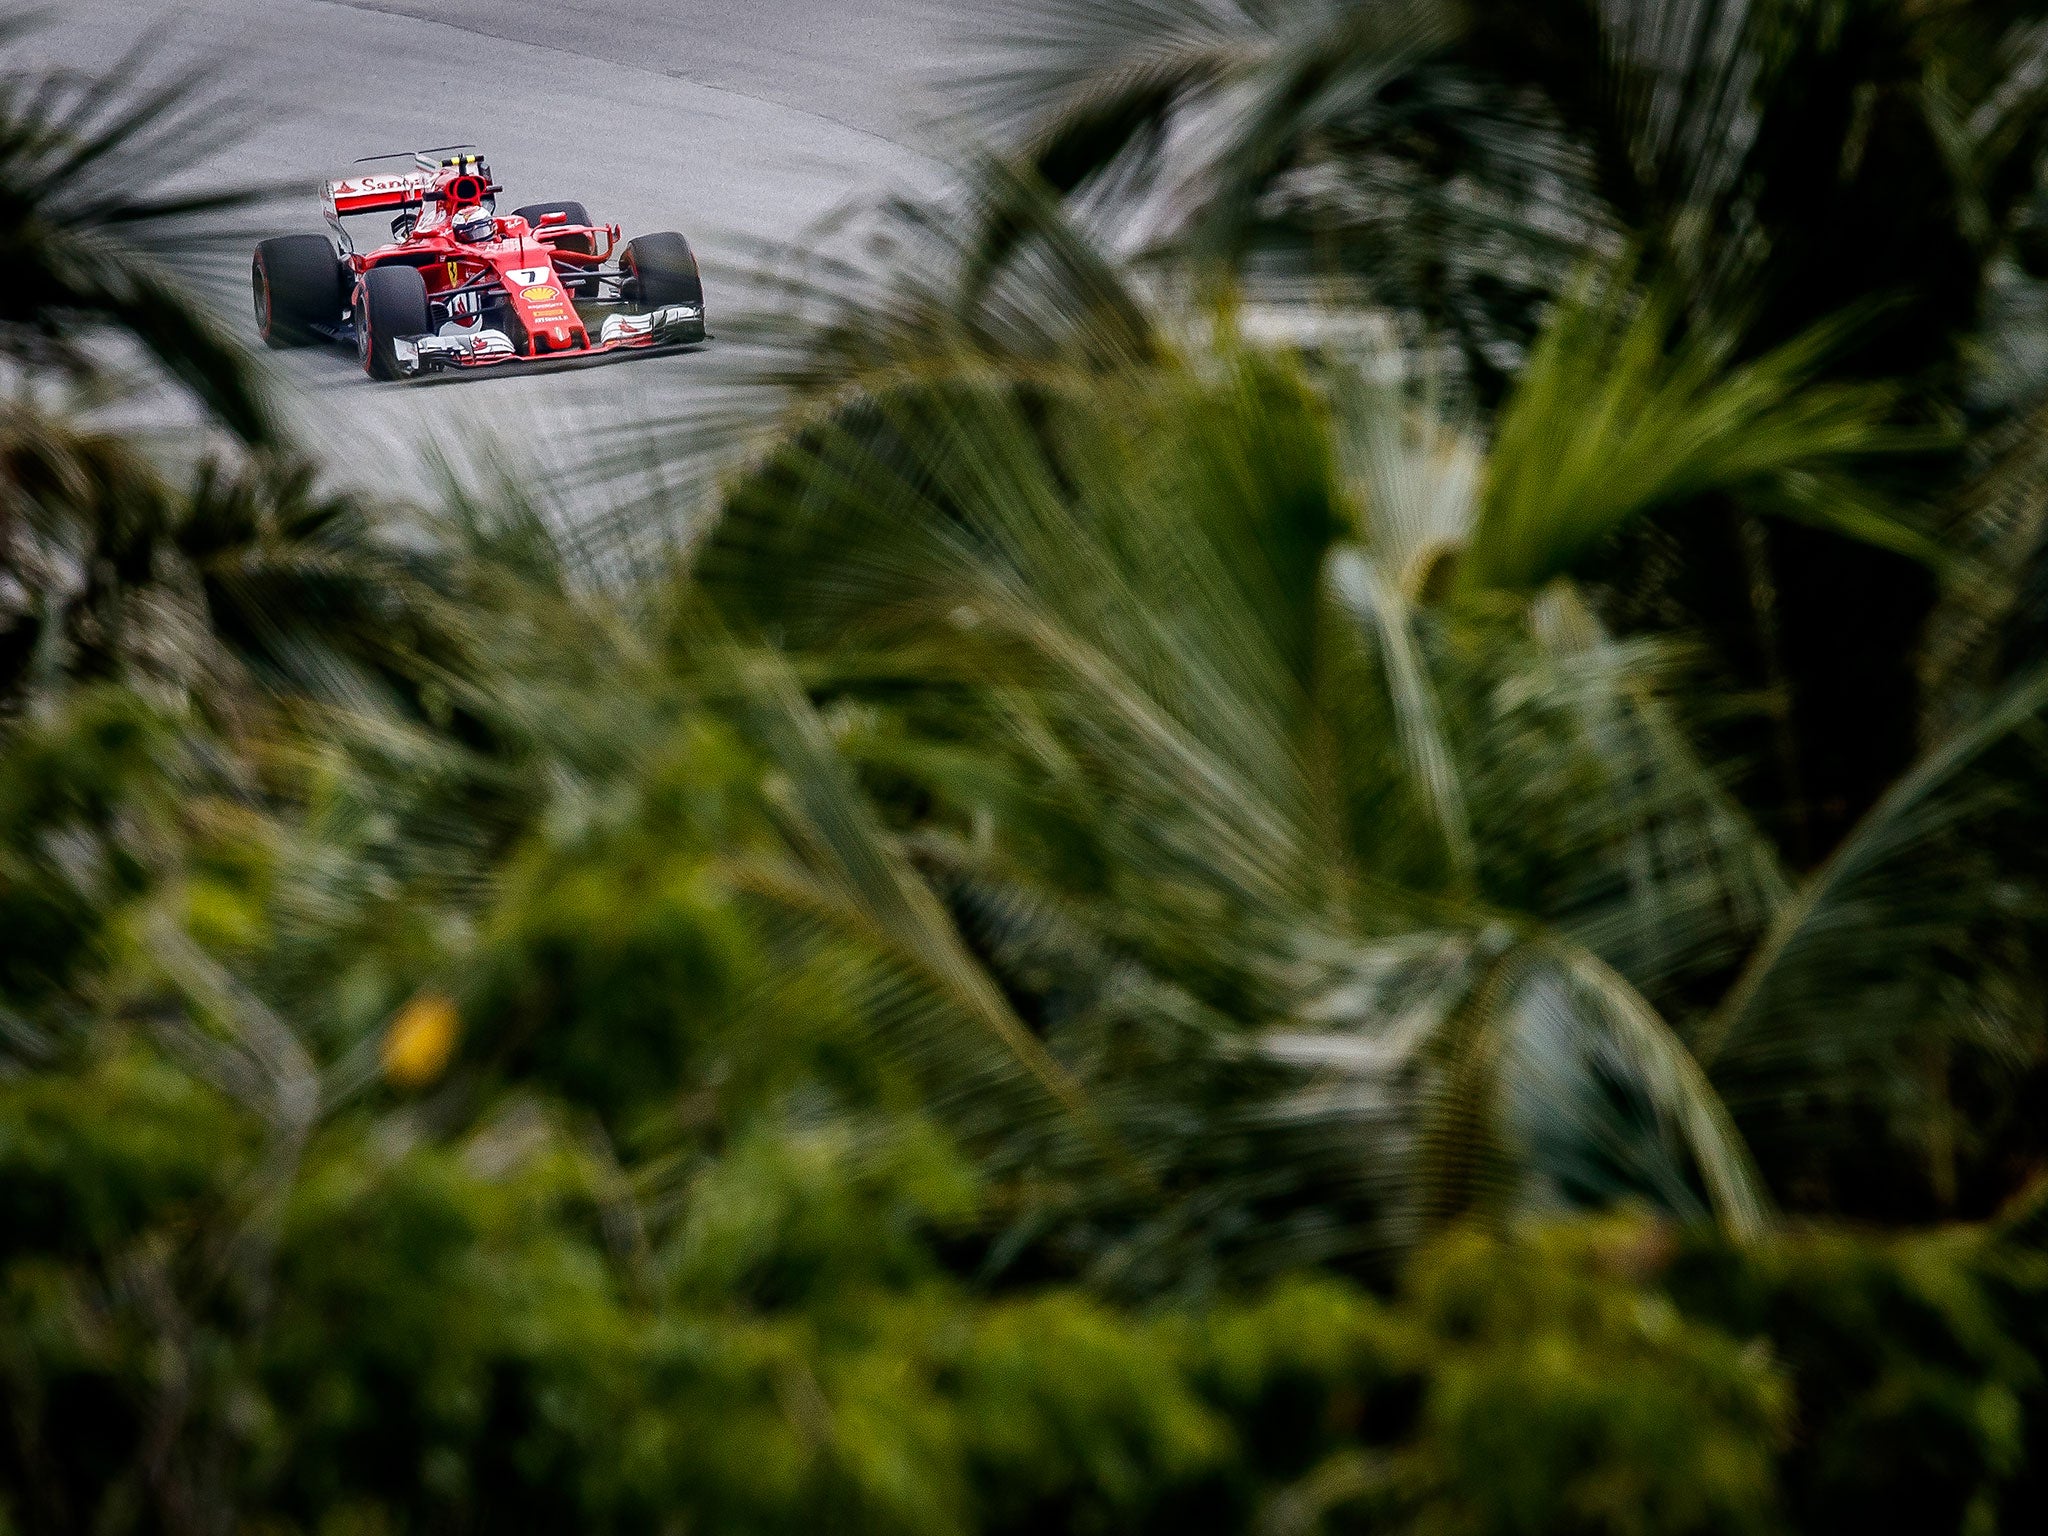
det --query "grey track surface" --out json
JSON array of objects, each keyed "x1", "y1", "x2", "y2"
[{"x1": 26, "y1": 1, "x2": 1009, "y2": 497}]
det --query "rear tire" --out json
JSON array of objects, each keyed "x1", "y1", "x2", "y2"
[
  {"x1": 514, "y1": 202, "x2": 598, "y2": 295},
  {"x1": 253, "y1": 235, "x2": 343, "y2": 348},
  {"x1": 356, "y1": 264, "x2": 431, "y2": 381},
  {"x1": 511, "y1": 200, "x2": 592, "y2": 230},
  {"x1": 620, "y1": 232, "x2": 703, "y2": 313}
]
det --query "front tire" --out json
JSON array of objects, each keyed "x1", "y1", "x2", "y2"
[
  {"x1": 620, "y1": 233, "x2": 703, "y2": 313},
  {"x1": 253, "y1": 235, "x2": 344, "y2": 348},
  {"x1": 356, "y1": 264, "x2": 431, "y2": 381}
]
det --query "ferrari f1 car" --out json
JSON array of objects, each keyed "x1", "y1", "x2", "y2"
[{"x1": 251, "y1": 147, "x2": 706, "y2": 379}]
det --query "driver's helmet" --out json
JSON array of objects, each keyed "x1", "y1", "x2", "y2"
[{"x1": 451, "y1": 206, "x2": 495, "y2": 245}]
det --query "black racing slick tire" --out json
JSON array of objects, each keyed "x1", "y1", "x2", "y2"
[
  {"x1": 511, "y1": 200, "x2": 592, "y2": 230},
  {"x1": 253, "y1": 235, "x2": 344, "y2": 348},
  {"x1": 356, "y1": 264, "x2": 431, "y2": 381},
  {"x1": 513, "y1": 202, "x2": 597, "y2": 294},
  {"x1": 620, "y1": 233, "x2": 703, "y2": 312}
]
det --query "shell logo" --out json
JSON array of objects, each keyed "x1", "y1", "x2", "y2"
[{"x1": 521, "y1": 284, "x2": 560, "y2": 303}]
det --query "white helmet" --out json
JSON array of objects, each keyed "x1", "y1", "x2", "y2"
[{"x1": 451, "y1": 207, "x2": 494, "y2": 245}]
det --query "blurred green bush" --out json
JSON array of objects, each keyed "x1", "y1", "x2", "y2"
[
  {"x1": 7, "y1": 1030, "x2": 2047, "y2": 1535},
  {"x1": 13, "y1": 5, "x2": 2048, "y2": 1530}
]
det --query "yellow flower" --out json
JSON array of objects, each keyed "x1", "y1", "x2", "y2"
[{"x1": 382, "y1": 992, "x2": 461, "y2": 1089}]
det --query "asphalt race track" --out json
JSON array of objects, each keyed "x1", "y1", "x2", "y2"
[{"x1": 28, "y1": 1, "x2": 1005, "y2": 499}]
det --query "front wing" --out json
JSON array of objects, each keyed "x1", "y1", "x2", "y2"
[{"x1": 390, "y1": 304, "x2": 707, "y2": 377}]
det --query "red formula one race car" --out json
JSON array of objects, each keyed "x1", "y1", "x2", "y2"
[{"x1": 251, "y1": 146, "x2": 706, "y2": 379}]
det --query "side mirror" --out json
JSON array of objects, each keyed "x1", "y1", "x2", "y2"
[{"x1": 540, "y1": 210, "x2": 570, "y2": 226}]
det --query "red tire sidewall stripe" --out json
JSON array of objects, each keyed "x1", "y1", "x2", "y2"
[{"x1": 255, "y1": 252, "x2": 275, "y2": 341}]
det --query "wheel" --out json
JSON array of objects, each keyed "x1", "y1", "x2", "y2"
[
  {"x1": 356, "y1": 264, "x2": 431, "y2": 381},
  {"x1": 511, "y1": 200, "x2": 592, "y2": 229},
  {"x1": 620, "y1": 233, "x2": 703, "y2": 313},
  {"x1": 514, "y1": 202, "x2": 598, "y2": 295},
  {"x1": 252, "y1": 235, "x2": 344, "y2": 348}
]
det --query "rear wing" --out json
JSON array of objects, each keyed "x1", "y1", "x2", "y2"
[
  {"x1": 324, "y1": 170, "x2": 435, "y2": 220},
  {"x1": 322, "y1": 149, "x2": 497, "y2": 250},
  {"x1": 323, "y1": 172, "x2": 434, "y2": 254}
]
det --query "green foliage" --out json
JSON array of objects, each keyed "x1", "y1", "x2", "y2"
[
  {"x1": 12, "y1": 6, "x2": 2048, "y2": 1532},
  {"x1": 935, "y1": 0, "x2": 2048, "y2": 861},
  {"x1": 1668, "y1": 1227, "x2": 2048, "y2": 1534},
  {"x1": 1409, "y1": 1226, "x2": 1788, "y2": 1536},
  {"x1": 1470, "y1": 285, "x2": 1913, "y2": 594},
  {"x1": 0, "y1": 1046, "x2": 256, "y2": 1255},
  {"x1": 0, "y1": 688, "x2": 188, "y2": 1035},
  {"x1": 11, "y1": 1052, "x2": 2048, "y2": 1536},
  {"x1": 0, "y1": 21, "x2": 276, "y2": 440},
  {"x1": 466, "y1": 724, "x2": 772, "y2": 1129}
]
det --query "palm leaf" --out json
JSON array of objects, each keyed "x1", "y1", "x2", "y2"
[
  {"x1": 1466, "y1": 280, "x2": 1913, "y2": 593},
  {"x1": 0, "y1": 24, "x2": 277, "y2": 439},
  {"x1": 707, "y1": 633, "x2": 1150, "y2": 1187},
  {"x1": 1700, "y1": 661, "x2": 2048, "y2": 1076}
]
